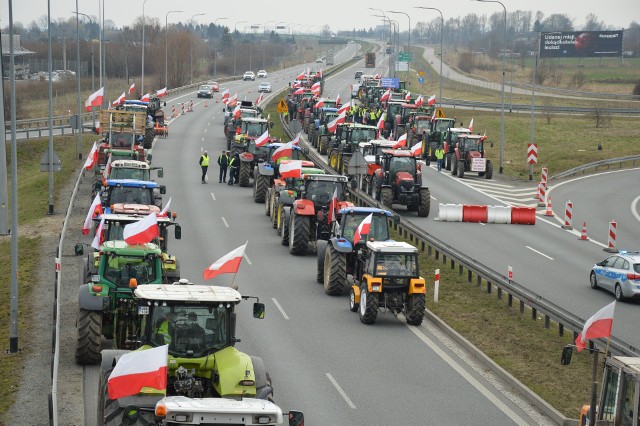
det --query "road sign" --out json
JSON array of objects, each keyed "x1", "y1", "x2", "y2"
[
  {"x1": 527, "y1": 143, "x2": 538, "y2": 164},
  {"x1": 348, "y1": 151, "x2": 368, "y2": 176},
  {"x1": 435, "y1": 108, "x2": 446, "y2": 118},
  {"x1": 380, "y1": 78, "x2": 400, "y2": 89},
  {"x1": 277, "y1": 99, "x2": 288, "y2": 114},
  {"x1": 40, "y1": 149, "x2": 62, "y2": 172},
  {"x1": 418, "y1": 77, "x2": 425, "y2": 84},
  {"x1": 418, "y1": 70, "x2": 425, "y2": 77},
  {"x1": 398, "y1": 52, "x2": 413, "y2": 62},
  {"x1": 395, "y1": 61, "x2": 409, "y2": 72}
]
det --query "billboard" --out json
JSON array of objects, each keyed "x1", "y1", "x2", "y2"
[
  {"x1": 381, "y1": 77, "x2": 400, "y2": 89},
  {"x1": 540, "y1": 31, "x2": 623, "y2": 58}
]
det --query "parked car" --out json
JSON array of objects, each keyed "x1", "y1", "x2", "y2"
[
  {"x1": 258, "y1": 82, "x2": 272, "y2": 93},
  {"x1": 243, "y1": 71, "x2": 256, "y2": 81},
  {"x1": 355, "y1": 71, "x2": 363, "y2": 80},
  {"x1": 257, "y1": 70, "x2": 268, "y2": 78},
  {"x1": 591, "y1": 251, "x2": 640, "y2": 301},
  {"x1": 197, "y1": 85, "x2": 213, "y2": 98}
]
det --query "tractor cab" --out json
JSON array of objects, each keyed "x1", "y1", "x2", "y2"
[
  {"x1": 452, "y1": 135, "x2": 492, "y2": 179},
  {"x1": 101, "y1": 179, "x2": 165, "y2": 212},
  {"x1": 337, "y1": 207, "x2": 392, "y2": 244}
]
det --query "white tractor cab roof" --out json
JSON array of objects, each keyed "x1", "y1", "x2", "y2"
[
  {"x1": 367, "y1": 240, "x2": 418, "y2": 254},
  {"x1": 240, "y1": 109, "x2": 261, "y2": 118},
  {"x1": 110, "y1": 159, "x2": 150, "y2": 170},
  {"x1": 448, "y1": 127, "x2": 471, "y2": 133},
  {"x1": 360, "y1": 139, "x2": 398, "y2": 163},
  {"x1": 100, "y1": 213, "x2": 173, "y2": 224},
  {"x1": 305, "y1": 174, "x2": 348, "y2": 183},
  {"x1": 156, "y1": 396, "x2": 284, "y2": 425},
  {"x1": 135, "y1": 279, "x2": 242, "y2": 303},
  {"x1": 241, "y1": 116, "x2": 267, "y2": 124}
]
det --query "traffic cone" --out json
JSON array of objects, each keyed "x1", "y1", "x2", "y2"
[
  {"x1": 215, "y1": 95, "x2": 219, "y2": 103},
  {"x1": 204, "y1": 100, "x2": 208, "y2": 107},
  {"x1": 544, "y1": 197, "x2": 553, "y2": 217},
  {"x1": 579, "y1": 222, "x2": 588, "y2": 241}
]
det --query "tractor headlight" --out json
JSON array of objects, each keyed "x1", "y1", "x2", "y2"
[{"x1": 372, "y1": 285, "x2": 381, "y2": 292}]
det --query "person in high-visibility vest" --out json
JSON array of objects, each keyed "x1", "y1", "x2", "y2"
[
  {"x1": 435, "y1": 146, "x2": 445, "y2": 172},
  {"x1": 153, "y1": 312, "x2": 174, "y2": 346},
  {"x1": 199, "y1": 151, "x2": 210, "y2": 183}
]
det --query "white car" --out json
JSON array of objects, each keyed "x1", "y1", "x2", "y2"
[
  {"x1": 258, "y1": 82, "x2": 272, "y2": 93},
  {"x1": 257, "y1": 70, "x2": 268, "y2": 78},
  {"x1": 243, "y1": 71, "x2": 255, "y2": 81}
]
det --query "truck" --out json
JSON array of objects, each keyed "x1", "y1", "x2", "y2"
[
  {"x1": 365, "y1": 52, "x2": 376, "y2": 68},
  {"x1": 326, "y1": 51, "x2": 334, "y2": 66}
]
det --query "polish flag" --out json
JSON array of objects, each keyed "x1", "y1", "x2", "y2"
[
  {"x1": 327, "y1": 111, "x2": 346, "y2": 134},
  {"x1": 353, "y1": 213, "x2": 373, "y2": 245},
  {"x1": 123, "y1": 213, "x2": 159, "y2": 245},
  {"x1": 203, "y1": 242, "x2": 248, "y2": 280},
  {"x1": 405, "y1": 91, "x2": 411, "y2": 102},
  {"x1": 392, "y1": 133, "x2": 407, "y2": 149},
  {"x1": 469, "y1": 118, "x2": 474, "y2": 132},
  {"x1": 427, "y1": 94, "x2": 436, "y2": 106},
  {"x1": 430, "y1": 109, "x2": 436, "y2": 123},
  {"x1": 411, "y1": 143, "x2": 422, "y2": 157},
  {"x1": 272, "y1": 142, "x2": 294, "y2": 162},
  {"x1": 85, "y1": 87, "x2": 104, "y2": 111},
  {"x1": 128, "y1": 82, "x2": 136, "y2": 94},
  {"x1": 317, "y1": 69, "x2": 323, "y2": 78},
  {"x1": 232, "y1": 105, "x2": 241, "y2": 119},
  {"x1": 311, "y1": 82, "x2": 321, "y2": 91},
  {"x1": 82, "y1": 193, "x2": 103, "y2": 235},
  {"x1": 415, "y1": 95, "x2": 424, "y2": 107},
  {"x1": 377, "y1": 113, "x2": 386, "y2": 131},
  {"x1": 337, "y1": 101, "x2": 351, "y2": 115},
  {"x1": 255, "y1": 93, "x2": 264, "y2": 104},
  {"x1": 291, "y1": 132, "x2": 301, "y2": 145},
  {"x1": 380, "y1": 89, "x2": 391, "y2": 102},
  {"x1": 293, "y1": 88, "x2": 304, "y2": 95},
  {"x1": 140, "y1": 93, "x2": 150, "y2": 102},
  {"x1": 221, "y1": 89, "x2": 230, "y2": 104},
  {"x1": 335, "y1": 94, "x2": 341, "y2": 106},
  {"x1": 91, "y1": 216, "x2": 106, "y2": 250},
  {"x1": 112, "y1": 92, "x2": 126, "y2": 107},
  {"x1": 158, "y1": 197, "x2": 172, "y2": 217},
  {"x1": 156, "y1": 87, "x2": 167, "y2": 98},
  {"x1": 107, "y1": 345, "x2": 168, "y2": 399},
  {"x1": 83, "y1": 142, "x2": 99, "y2": 170},
  {"x1": 314, "y1": 98, "x2": 324, "y2": 109},
  {"x1": 102, "y1": 154, "x2": 112, "y2": 180},
  {"x1": 575, "y1": 301, "x2": 616, "y2": 352},
  {"x1": 227, "y1": 93, "x2": 237, "y2": 107},
  {"x1": 255, "y1": 129, "x2": 270, "y2": 147},
  {"x1": 292, "y1": 81, "x2": 302, "y2": 89},
  {"x1": 297, "y1": 70, "x2": 305, "y2": 80},
  {"x1": 279, "y1": 160, "x2": 303, "y2": 179},
  {"x1": 327, "y1": 188, "x2": 338, "y2": 224}
]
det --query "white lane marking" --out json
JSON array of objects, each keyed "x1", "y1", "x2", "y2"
[
  {"x1": 525, "y1": 245, "x2": 554, "y2": 260},
  {"x1": 204, "y1": 129, "x2": 207, "y2": 133},
  {"x1": 202, "y1": 137, "x2": 205, "y2": 142},
  {"x1": 243, "y1": 254, "x2": 252, "y2": 265},
  {"x1": 200, "y1": 146, "x2": 203, "y2": 152},
  {"x1": 632, "y1": 195, "x2": 640, "y2": 223},
  {"x1": 325, "y1": 373, "x2": 357, "y2": 409},
  {"x1": 210, "y1": 192, "x2": 216, "y2": 201},
  {"x1": 271, "y1": 298, "x2": 289, "y2": 320},
  {"x1": 221, "y1": 217, "x2": 229, "y2": 228},
  {"x1": 405, "y1": 324, "x2": 529, "y2": 426},
  {"x1": 479, "y1": 222, "x2": 486, "y2": 226}
]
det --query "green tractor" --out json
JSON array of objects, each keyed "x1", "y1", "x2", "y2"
[
  {"x1": 97, "y1": 280, "x2": 275, "y2": 425},
  {"x1": 328, "y1": 123, "x2": 378, "y2": 176},
  {"x1": 75, "y1": 241, "x2": 180, "y2": 365}
]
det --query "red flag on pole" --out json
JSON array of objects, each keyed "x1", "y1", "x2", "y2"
[
  {"x1": 203, "y1": 242, "x2": 248, "y2": 280},
  {"x1": 353, "y1": 213, "x2": 373, "y2": 245},
  {"x1": 123, "y1": 213, "x2": 159, "y2": 245},
  {"x1": 575, "y1": 301, "x2": 616, "y2": 352}
]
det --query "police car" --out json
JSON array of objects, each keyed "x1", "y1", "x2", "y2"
[{"x1": 591, "y1": 251, "x2": 640, "y2": 301}]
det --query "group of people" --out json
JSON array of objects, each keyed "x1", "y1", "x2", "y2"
[
  {"x1": 346, "y1": 104, "x2": 384, "y2": 126},
  {"x1": 199, "y1": 151, "x2": 240, "y2": 185}
]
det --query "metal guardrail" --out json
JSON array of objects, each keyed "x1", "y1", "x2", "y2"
[
  {"x1": 442, "y1": 97, "x2": 640, "y2": 115},
  {"x1": 549, "y1": 155, "x2": 640, "y2": 180}
]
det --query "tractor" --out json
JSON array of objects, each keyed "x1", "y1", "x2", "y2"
[
  {"x1": 75, "y1": 241, "x2": 180, "y2": 364},
  {"x1": 425, "y1": 117, "x2": 456, "y2": 160},
  {"x1": 237, "y1": 135, "x2": 274, "y2": 188},
  {"x1": 358, "y1": 139, "x2": 396, "y2": 194},
  {"x1": 309, "y1": 107, "x2": 338, "y2": 150},
  {"x1": 370, "y1": 150, "x2": 431, "y2": 217},
  {"x1": 451, "y1": 134, "x2": 493, "y2": 179},
  {"x1": 286, "y1": 174, "x2": 355, "y2": 256},
  {"x1": 328, "y1": 123, "x2": 378, "y2": 176},
  {"x1": 97, "y1": 109, "x2": 148, "y2": 170},
  {"x1": 121, "y1": 98, "x2": 165, "y2": 149},
  {"x1": 254, "y1": 144, "x2": 307, "y2": 204},
  {"x1": 93, "y1": 159, "x2": 163, "y2": 199},
  {"x1": 317, "y1": 207, "x2": 395, "y2": 295},
  {"x1": 230, "y1": 117, "x2": 272, "y2": 157},
  {"x1": 437, "y1": 127, "x2": 471, "y2": 170},
  {"x1": 316, "y1": 109, "x2": 341, "y2": 155},
  {"x1": 96, "y1": 279, "x2": 275, "y2": 425},
  {"x1": 349, "y1": 241, "x2": 426, "y2": 325},
  {"x1": 100, "y1": 179, "x2": 166, "y2": 212}
]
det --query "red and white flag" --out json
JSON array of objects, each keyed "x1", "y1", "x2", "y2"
[
  {"x1": 255, "y1": 129, "x2": 270, "y2": 147},
  {"x1": 91, "y1": 216, "x2": 106, "y2": 250},
  {"x1": 255, "y1": 93, "x2": 264, "y2": 104},
  {"x1": 377, "y1": 113, "x2": 386, "y2": 131},
  {"x1": 297, "y1": 70, "x2": 305, "y2": 80},
  {"x1": 85, "y1": 87, "x2": 104, "y2": 111},
  {"x1": 415, "y1": 95, "x2": 424, "y2": 107},
  {"x1": 314, "y1": 98, "x2": 325, "y2": 109},
  {"x1": 335, "y1": 94, "x2": 341, "y2": 105},
  {"x1": 293, "y1": 87, "x2": 304, "y2": 95},
  {"x1": 575, "y1": 301, "x2": 616, "y2": 352},
  {"x1": 158, "y1": 197, "x2": 171, "y2": 217},
  {"x1": 232, "y1": 105, "x2": 241, "y2": 119},
  {"x1": 327, "y1": 188, "x2": 338, "y2": 224},
  {"x1": 112, "y1": 92, "x2": 126, "y2": 107},
  {"x1": 82, "y1": 193, "x2": 103, "y2": 235},
  {"x1": 353, "y1": 213, "x2": 373, "y2": 245},
  {"x1": 140, "y1": 93, "x2": 150, "y2": 102},
  {"x1": 128, "y1": 82, "x2": 136, "y2": 94},
  {"x1": 123, "y1": 213, "x2": 159, "y2": 245},
  {"x1": 380, "y1": 89, "x2": 391, "y2": 102},
  {"x1": 221, "y1": 89, "x2": 230, "y2": 104},
  {"x1": 327, "y1": 111, "x2": 346, "y2": 134},
  {"x1": 411, "y1": 143, "x2": 422, "y2": 157},
  {"x1": 272, "y1": 142, "x2": 294, "y2": 162},
  {"x1": 292, "y1": 81, "x2": 302, "y2": 89},
  {"x1": 102, "y1": 154, "x2": 112, "y2": 180},
  {"x1": 108, "y1": 345, "x2": 168, "y2": 399},
  {"x1": 279, "y1": 160, "x2": 303, "y2": 179},
  {"x1": 468, "y1": 118, "x2": 474, "y2": 132},
  {"x1": 291, "y1": 132, "x2": 301, "y2": 145},
  {"x1": 392, "y1": 133, "x2": 407, "y2": 149},
  {"x1": 83, "y1": 142, "x2": 99, "y2": 170},
  {"x1": 311, "y1": 82, "x2": 321, "y2": 91},
  {"x1": 427, "y1": 94, "x2": 436, "y2": 106},
  {"x1": 227, "y1": 93, "x2": 237, "y2": 107},
  {"x1": 405, "y1": 91, "x2": 411, "y2": 102},
  {"x1": 156, "y1": 87, "x2": 167, "y2": 98},
  {"x1": 203, "y1": 242, "x2": 248, "y2": 280},
  {"x1": 337, "y1": 101, "x2": 351, "y2": 115},
  {"x1": 430, "y1": 109, "x2": 436, "y2": 123}
]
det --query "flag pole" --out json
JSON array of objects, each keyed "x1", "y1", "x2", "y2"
[{"x1": 230, "y1": 272, "x2": 238, "y2": 290}]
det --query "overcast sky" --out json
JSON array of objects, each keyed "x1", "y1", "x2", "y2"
[{"x1": 2, "y1": 0, "x2": 637, "y2": 33}]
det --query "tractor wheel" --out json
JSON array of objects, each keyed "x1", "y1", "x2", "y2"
[
  {"x1": 485, "y1": 161, "x2": 493, "y2": 179},
  {"x1": 418, "y1": 188, "x2": 431, "y2": 217},
  {"x1": 254, "y1": 175, "x2": 268, "y2": 203},
  {"x1": 98, "y1": 366, "x2": 155, "y2": 426},
  {"x1": 319, "y1": 137, "x2": 328, "y2": 155},
  {"x1": 324, "y1": 244, "x2": 346, "y2": 295},
  {"x1": 349, "y1": 287, "x2": 359, "y2": 312},
  {"x1": 359, "y1": 285, "x2": 378, "y2": 324},
  {"x1": 250, "y1": 356, "x2": 273, "y2": 400},
  {"x1": 451, "y1": 156, "x2": 458, "y2": 175},
  {"x1": 405, "y1": 294, "x2": 426, "y2": 326},
  {"x1": 381, "y1": 187, "x2": 393, "y2": 209},
  {"x1": 329, "y1": 151, "x2": 339, "y2": 170},
  {"x1": 143, "y1": 128, "x2": 154, "y2": 149},
  {"x1": 271, "y1": 197, "x2": 279, "y2": 228},
  {"x1": 445, "y1": 153, "x2": 451, "y2": 171},
  {"x1": 458, "y1": 161, "x2": 465, "y2": 178},
  {"x1": 316, "y1": 240, "x2": 328, "y2": 283},
  {"x1": 239, "y1": 163, "x2": 251, "y2": 187},
  {"x1": 279, "y1": 207, "x2": 290, "y2": 246},
  {"x1": 289, "y1": 213, "x2": 310, "y2": 255},
  {"x1": 75, "y1": 308, "x2": 102, "y2": 364}
]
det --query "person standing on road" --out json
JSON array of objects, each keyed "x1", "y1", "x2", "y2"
[
  {"x1": 435, "y1": 146, "x2": 445, "y2": 172},
  {"x1": 228, "y1": 154, "x2": 239, "y2": 186},
  {"x1": 217, "y1": 150, "x2": 229, "y2": 183},
  {"x1": 199, "y1": 151, "x2": 210, "y2": 183}
]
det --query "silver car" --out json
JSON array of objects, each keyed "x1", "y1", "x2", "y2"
[
  {"x1": 258, "y1": 82, "x2": 272, "y2": 93},
  {"x1": 591, "y1": 251, "x2": 640, "y2": 301}
]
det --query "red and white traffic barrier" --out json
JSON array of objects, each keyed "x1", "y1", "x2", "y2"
[
  {"x1": 508, "y1": 265, "x2": 513, "y2": 282},
  {"x1": 561, "y1": 201, "x2": 573, "y2": 229},
  {"x1": 187, "y1": 99, "x2": 194, "y2": 112},
  {"x1": 579, "y1": 222, "x2": 588, "y2": 241},
  {"x1": 605, "y1": 220, "x2": 618, "y2": 252},
  {"x1": 437, "y1": 204, "x2": 536, "y2": 225},
  {"x1": 537, "y1": 181, "x2": 546, "y2": 207},
  {"x1": 171, "y1": 104, "x2": 177, "y2": 118},
  {"x1": 541, "y1": 167, "x2": 548, "y2": 186},
  {"x1": 181, "y1": 102, "x2": 185, "y2": 115},
  {"x1": 434, "y1": 269, "x2": 440, "y2": 304}
]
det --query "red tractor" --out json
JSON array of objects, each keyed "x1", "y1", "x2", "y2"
[{"x1": 451, "y1": 134, "x2": 493, "y2": 179}]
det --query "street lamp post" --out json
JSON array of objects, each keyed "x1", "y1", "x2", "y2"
[
  {"x1": 165, "y1": 10, "x2": 182, "y2": 88},
  {"x1": 74, "y1": 0, "x2": 82, "y2": 161},
  {"x1": 213, "y1": 18, "x2": 228, "y2": 79},
  {"x1": 190, "y1": 13, "x2": 205, "y2": 84},
  {"x1": 73, "y1": 12, "x2": 94, "y2": 92},
  {"x1": 368, "y1": 8, "x2": 386, "y2": 45},
  {"x1": 141, "y1": 0, "x2": 149, "y2": 95},
  {"x1": 415, "y1": 7, "x2": 444, "y2": 109},
  {"x1": 476, "y1": 0, "x2": 507, "y2": 174}
]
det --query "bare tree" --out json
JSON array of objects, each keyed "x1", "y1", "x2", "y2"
[
  {"x1": 589, "y1": 102, "x2": 612, "y2": 128},
  {"x1": 583, "y1": 13, "x2": 604, "y2": 31}
]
